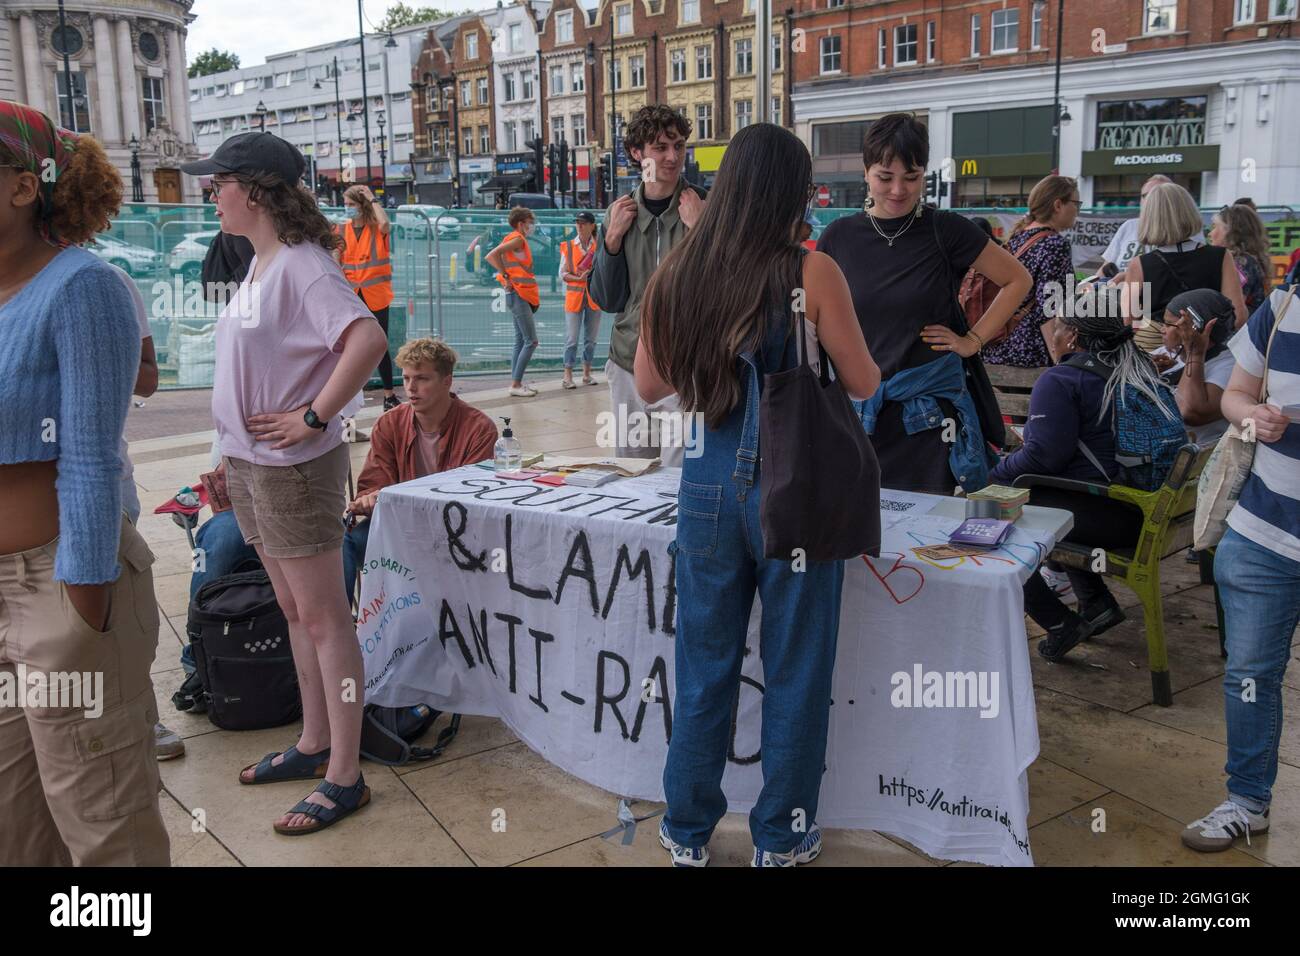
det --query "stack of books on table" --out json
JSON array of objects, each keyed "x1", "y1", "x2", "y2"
[{"x1": 966, "y1": 485, "x2": 1031, "y2": 522}]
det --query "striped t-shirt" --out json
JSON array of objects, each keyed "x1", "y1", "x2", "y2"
[{"x1": 1227, "y1": 286, "x2": 1300, "y2": 563}]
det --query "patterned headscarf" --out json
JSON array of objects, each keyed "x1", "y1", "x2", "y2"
[{"x1": 0, "y1": 100, "x2": 80, "y2": 245}]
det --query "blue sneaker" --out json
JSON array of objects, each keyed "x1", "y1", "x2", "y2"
[
  {"x1": 752, "y1": 824, "x2": 823, "y2": 867},
  {"x1": 659, "y1": 819, "x2": 709, "y2": 867}
]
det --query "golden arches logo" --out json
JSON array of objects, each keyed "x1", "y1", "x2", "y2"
[{"x1": 960, "y1": 159, "x2": 979, "y2": 176}]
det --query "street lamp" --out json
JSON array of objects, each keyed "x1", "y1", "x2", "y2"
[
  {"x1": 586, "y1": 41, "x2": 596, "y2": 203},
  {"x1": 1034, "y1": 0, "x2": 1067, "y2": 174},
  {"x1": 377, "y1": 109, "x2": 388, "y2": 197},
  {"x1": 255, "y1": 100, "x2": 268, "y2": 131},
  {"x1": 128, "y1": 134, "x2": 144, "y2": 203},
  {"x1": 56, "y1": 0, "x2": 77, "y2": 132},
  {"x1": 356, "y1": 1, "x2": 374, "y2": 188},
  {"x1": 608, "y1": 15, "x2": 616, "y2": 199}
]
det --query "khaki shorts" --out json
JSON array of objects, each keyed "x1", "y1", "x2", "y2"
[{"x1": 224, "y1": 442, "x2": 350, "y2": 559}]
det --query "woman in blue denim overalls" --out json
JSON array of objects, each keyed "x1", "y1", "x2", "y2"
[{"x1": 635, "y1": 123, "x2": 881, "y2": 867}]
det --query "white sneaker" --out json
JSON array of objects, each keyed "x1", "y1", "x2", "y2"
[
  {"x1": 659, "y1": 819, "x2": 709, "y2": 867},
  {"x1": 508, "y1": 385, "x2": 538, "y2": 397},
  {"x1": 752, "y1": 823, "x2": 823, "y2": 867},
  {"x1": 155, "y1": 722, "x2": 185, "y2": 761},
  {"x1": 1181, "y1": 800, "x2": 1269, "y2": 852},
  {"x1": 1040, "y1": 566, "x2": 1076, "y2": 604}
]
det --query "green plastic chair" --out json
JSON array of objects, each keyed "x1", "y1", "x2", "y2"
[{"x1": 1012, "y1": 443, "x2": 1215, "y2": 706}]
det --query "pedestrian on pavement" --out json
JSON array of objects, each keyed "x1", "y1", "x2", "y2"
[
  {"x1": 637, "y1": 122, "x2": 880, "y2": 867},
  {"x1": 486, "y1": 206, "x2": 541, "y2": 396},
  {"x1": 590, "y1": 104, "x2": 708, "y2": 465},
  {"x1": 559, "y1": 211, "x2": 603, "y2": 389},
  {"x1": 0, "y1": 100, "x2": 170, "y2": 865},
  {"x1": 335, "y1": 184, "x2": 399, "y2": 411},
  {"x1": 181, "y1": 131, "x2": 389, "y2": 835}
]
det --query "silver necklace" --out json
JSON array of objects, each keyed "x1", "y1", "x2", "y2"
[{"x1": 868, "y1": 205, "x2": 920, "y2": 247}]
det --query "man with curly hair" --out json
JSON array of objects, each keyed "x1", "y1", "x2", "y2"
[{"x1": 590, "y1": 104, "x2": 707, "y2": 467}]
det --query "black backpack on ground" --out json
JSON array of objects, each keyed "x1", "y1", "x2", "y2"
[
  {"x1": 361, "y1": 704, "x2": 462, "y2": 765},
  {"x1": 187, "y1": 566, "x2": 302, "y2": 731}
]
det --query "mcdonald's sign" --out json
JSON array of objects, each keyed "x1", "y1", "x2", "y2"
[{"x1": 960, "y1": 159, "x2": 979, "y2": 176}]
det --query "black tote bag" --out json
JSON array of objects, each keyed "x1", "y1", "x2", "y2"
[
  {"x1": 931, "y1": 210, "x2": 1007, "y2": 450},
  {"x1": 759, "y1": 312, "x2": 881, "y2": 561}
]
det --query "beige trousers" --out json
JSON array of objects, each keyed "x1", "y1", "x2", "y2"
[{"x1": 0, "y1": 518, "x2": 170, "y2": 866}]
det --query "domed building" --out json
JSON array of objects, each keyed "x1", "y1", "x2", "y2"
[{"x1": 0, "y1": 0, "x2": 200, "y2": 203}]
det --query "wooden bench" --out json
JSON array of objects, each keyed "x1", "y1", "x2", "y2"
[{"x1": 984, "y1": 364, "x2": 1047, "y2": 448}]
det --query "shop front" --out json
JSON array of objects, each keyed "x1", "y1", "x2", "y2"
[
  {"x1": 1081, "y1": 144, "x2": 1221, "y2": 207},
  {"x1": 950, "y1": 106, "x2": 1055, "y2": 209},
  {"x1": 458, "y1": 157, "x2": 495, "y2": 207}
]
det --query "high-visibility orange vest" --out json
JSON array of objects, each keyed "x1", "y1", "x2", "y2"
[
  {"x1": 338, "y1": 219, "x2": 394, "y2": 311},
  {"x1": 496, "y1": 230, "x2": 540, "y2": 307},
  {"x1": 560, "y1": 236, "x2": 600, "y2": 312}
]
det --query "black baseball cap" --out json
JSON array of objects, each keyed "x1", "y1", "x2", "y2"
[
  {"x1": 181, "y1": 131, "x2": 306, "y2": 184},
  {"x1": 575, "y1": 210, "x2": 596, "y2": 224}
]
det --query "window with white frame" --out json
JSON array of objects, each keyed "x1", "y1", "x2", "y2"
[
  {"x1": 1031, "y1": 2, "x2": 1043, "y2": 47},
  {"x1": 616, "y1": 2, "x2": 633, "y2": 34},
  {"x1": 610, "y1": 57, "x2": 623, "y2": 90},
  {"x1": 970, "y1": 13, "x2": 981, "y2": 56},
  {"x1": 550, "y1": 65, "x2": 565, "y2": 94},
  {"x1": 735, "y1": 38, "x2": 752, "y2": 75},
  {"x1": 1269, "y1": 0, "x2": 1297, "y2": 18},
  {"x1": 828, "y1": 0, "x2": 844, "y2": 7},
  {"x1": 744, "y1": 0, "x2": 754, "y2": 12},
  {"x1": 142, "y1": 77, "x2": 165, "y2": 132},
  {"x1": 696, "y1": 103, "x2": 712, "y2": 139},
  {"x1": 877, "y1": 29, "x2": 886, "y2": 68},
  {"x1": 557, "y1": 10, "x2": 574, "y2": 43},
  {"x1": 630, "y1": 55, "x2": 645, "y2": 86},
  {"x1": 696, "y1": 44, "x2": 713, "y2": 79},
  {"x1": 509, "y1": 24, "x2": 522, "y2": 52},
  {"x1": 1234, "y1": 0, "x2": 1256, "y2": 20},
  {"x1": 927, "y1": 21, "x2": 936, "y2": 61},
  {"x1": 465, "y1": 32, "x2": 478, "y2": 59},
  {"x1": 523, "y1": 118, "x2": 534, "y2": 142},
  {"x1": 463, "y1": 127, "x2": 473, "y2": 155},
  {"x1": 504, "y1": 120, "x2": 516, "y2": 152},
  {"x1": 735, "y1": 99, "x2": 752, "y2": 130},
  {"x1": 479, "y1": 125, "x2": 490, "y2": 153},
  {"x1": 682, "y1": 0, "x2": 700, "y2": 23},
  {"x1": 275, "y1": 72, "x2": 290, "y2": 87},
  {"x1": 772, "y1": 96, "x2": 781, "y2": 127},
  {"x1": 571, "y1": 114, "x2": 586, "y2": 145},
  {"x1": 552, "y1": 115, "x2": 566, "y2": 143},
  {"x1": 572, "y1": 63, "x2": 584, "y2": 91},
  {"x1": 895, "y1": 24, "x2": 917, "y2": 64},
  {"x1": 522, "y1": 71, "x2": 533, "y2": 99},
  {"x1": 773, "y1": 34, "x2": 782, "y2": 71},
  {"x1": 1144, "y1": 0, "x2": 1177, "y2": 33},
  {"x1": 460, "y1": 80, "x2": 471, "y2": 106},
  {"x1": 477, "y1": 77, "x2": 489, "y2": 103},
  {"x1": 821, "y1": 35, "x2": 841, "y2": 73},
  {"x1": 505, "y1": 73, "x2": 517, "y2": 101},
  {"x1": 991, "y1": 8, "x2": 1019, "y2": 52},
  {"x1": 671, "y1": 48, "x2": 686, "y2": 82}
]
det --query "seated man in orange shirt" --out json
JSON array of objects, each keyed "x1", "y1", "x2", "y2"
[{"x1": 343, "y1": 338, "x2": 498, "y2": 593}]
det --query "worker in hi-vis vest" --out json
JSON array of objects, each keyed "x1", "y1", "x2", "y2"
[
  {"x1": 558, "y1": 210, "x2": 603, "y2": 389},
  {"x1": 485, "y1": 206, "x2": 540, "y2": 397},
  {"x1": 335, "y1": 184, "x2": 397, "y2": 410}
]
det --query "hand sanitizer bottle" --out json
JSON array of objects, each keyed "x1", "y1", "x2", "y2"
[{"x1": 494, "y1": 417, "x2": 522, "y2": 472}]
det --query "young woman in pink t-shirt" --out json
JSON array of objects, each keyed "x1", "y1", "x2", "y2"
[{"x1": 182, "y1": 133, "x2": 388, "y2": 835}]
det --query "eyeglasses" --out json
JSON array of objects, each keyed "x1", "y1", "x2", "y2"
[{"x1": 1066, "y1": 199, "x2": 1084, "y2": 207}]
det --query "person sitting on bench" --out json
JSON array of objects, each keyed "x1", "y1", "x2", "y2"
[{"x1": 343, "y1": 338, "x2": 497, "y2": 595}]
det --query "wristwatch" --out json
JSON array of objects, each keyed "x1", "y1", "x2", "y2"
[{"x1": 303, "y1": 406, "x2": 328, "y2": 430}]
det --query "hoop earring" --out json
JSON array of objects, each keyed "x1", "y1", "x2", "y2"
[{"x1": 863, "y1": 195, "x2": 875, "y2": 211}]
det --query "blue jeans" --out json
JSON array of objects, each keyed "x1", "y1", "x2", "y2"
[
  {"x1": 182, "y1": 509, "x2": 259, "y2": 672},
  {"x1": 1215, "y1": 527, "x2": 1300, "y2": 812},
  {"x1": 663, "y1": 343, "x2": 845, "y2": 854},
  {"x1": 563, "y1": 306, "x2": 600, "y2": 370},
  {"x1": 509, "y1": 291, "x2": 537, "y2": 382},
  {"x1": 342, "y1": 518, "x2": 372, "y2": 601}
]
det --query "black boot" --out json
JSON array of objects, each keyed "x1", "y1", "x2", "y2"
[
  {"x1": 1079, "y1": 595, "x2": 1126, "y2": 638},
  {"x1": 1037, "y1": 612, "x2": 1097, "y2": 663}
]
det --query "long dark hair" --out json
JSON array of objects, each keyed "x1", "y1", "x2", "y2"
[{"x1": 641, "y1": 123, "x2": 811, "y2": 428}]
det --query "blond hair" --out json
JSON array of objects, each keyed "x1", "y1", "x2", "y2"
[
  {"x1": 343, "y1": 183, "x2": 390, "y2": 231},
  {"x1": 1137, "y1": 182, "x2": 1203, "y2": 247},
  {"x1": 395, "y1": 337, "x2": 458, "y2": 377}
]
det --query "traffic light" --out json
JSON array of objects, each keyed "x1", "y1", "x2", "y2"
[
  {"x1": 546, "y1": 142, "x2": 559, "y2": 198},
  {"x1": 557, "y1": 140, "x2": 570, "y2": 193},
  {"x1": 525, "y1": 137, "x2": 544, "y2": 192},
  {"x1": 925, "y1": 170, "x2": 939, "y2": 202}
]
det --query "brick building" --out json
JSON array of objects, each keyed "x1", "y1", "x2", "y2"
[
  {"x1": 791, "y1": 0, "x2": 1300, "y2": 208},
  {"x1": 448, "y1": 14, "x2": 498, "y2": 202},
  {"x1": 538, "y1": 0, "x2": 602, "y2": 200}
]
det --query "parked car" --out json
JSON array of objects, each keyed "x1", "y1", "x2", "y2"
[
  {"x1": 393, "y1": 204, "x2": 461, "y2": 240},
  {"x1": 167, "y1": 230, "x2": 221, "y2": 283},
  {"x1": 507, "y1": 192, "x2": 583, "y2": 210},
  {"x1": 87, "y1": 234, "x2": 163, "y2": 277},
  {"x1": 463, "y1": 222, "x2": 565, "y2": 286}
]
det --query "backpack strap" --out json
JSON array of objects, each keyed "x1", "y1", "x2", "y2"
[
  {"x1": 1074, "y1": 439, "x2": 1112, "y2": 484},
  {"x1": 1061, "y1": 351, "x2": 1112, "y2": 379}
]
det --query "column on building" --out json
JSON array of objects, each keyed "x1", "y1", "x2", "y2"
[
  {"x1": 18, "y1": 13, "x2": 46, "y2": 113},
  {"x1": 166, "y1": 27, "x2": 188, "y2": 135},
  {"x1": 115, "y1": 18, "x2": 142, "y2": 140},
  {"x1": 92, "y1": 17, "x2": 121, "y2": 143}
]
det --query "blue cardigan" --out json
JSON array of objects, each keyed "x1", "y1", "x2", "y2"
[{"x1": 0, "y1": 247, "x2": 139, "y2": 584}]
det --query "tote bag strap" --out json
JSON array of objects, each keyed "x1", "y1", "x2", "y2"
[{"x1": 1259, "y1": 285, "x2": 1296, "y2": 403}]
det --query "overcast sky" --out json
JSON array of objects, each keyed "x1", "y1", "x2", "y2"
[{"x1": 187, "y1": 0, "x2": 506, "y2": 68}]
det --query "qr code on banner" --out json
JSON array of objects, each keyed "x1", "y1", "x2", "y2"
[{"x1": 880, "y1": 499, "x2": 916, "y2": 513}]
